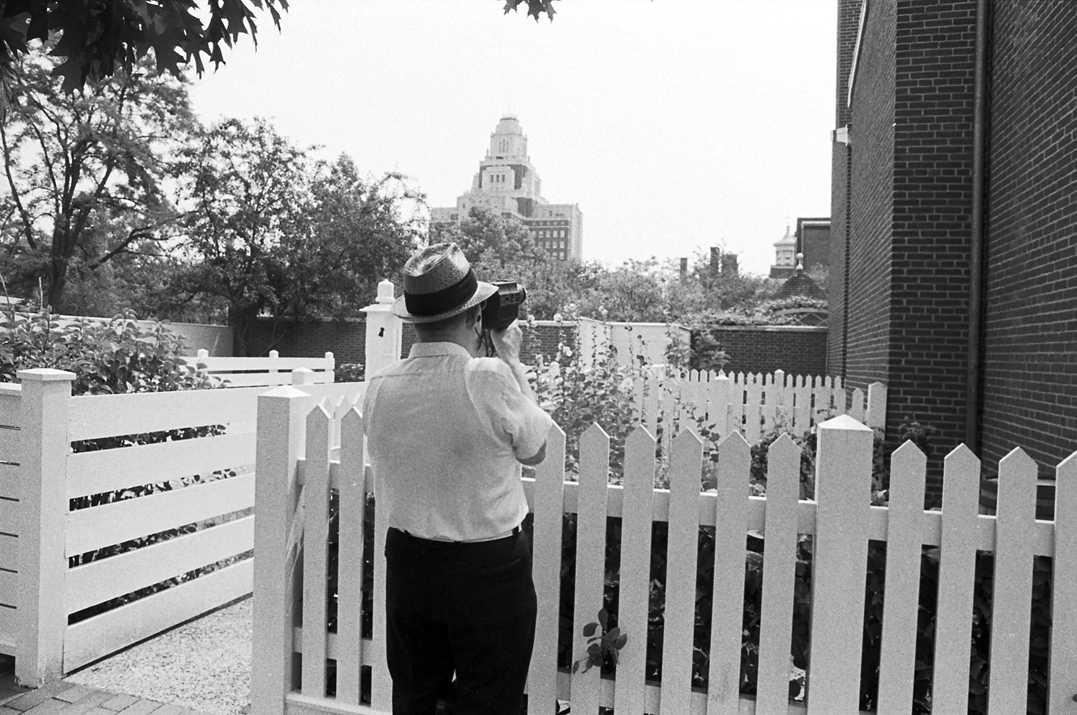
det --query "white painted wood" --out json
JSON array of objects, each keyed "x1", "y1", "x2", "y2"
[
  {"x1": 285, "y1": 692, "x2": 390, "y2": 715},
  {"x1": 708, "y1": 431, "x2": 751, "y2": 715},
  {"x1": 0, "y1": 569, "x2": 15, "y2": 607},
  {"x1": 187, "y1": 355, "x2": 334, "y2": 372},
  {"x1": 64, "y1": 515, "x2": 254, "y2": 614},
  {"x1": 876, "y1": 442, "x2": 926, "y2": 715},
  {"x1": 613, "y1": 426, "x2": 654, "y2": 715},
  {"x1": 1049, "y1": 452, "x2": 1077, "y2": 714},
  {"x1": 866, "y1": 383, "x2": 887, "y2": 431},
  {"x1": 793, "y1": 375, "x2": 810, "y2": 435},
  {"x1": 0, "y1": 384, "x2": 21, "y2": 432},
  {"x1": 335, "y1": 408, "x2": 366, "y2": 705},
  {"x1": 15, "y1": 369, "x2": 74, "y2": 687},
  {"x1": 66, "y1": 432, "x2": 256, "y2": 499},
  {"x1": 761, "y1": 372, "x2": 778, "y2": 433},
  {"x1": 217, "y1": 373, "x2": 306, "y2": 388},
  {"x1": 0, "y1": 429, "x2": 18, "y2": 462},
  {"x1": 708, "y1": 375, "x2": 730, "y2": 438},
  {"x1": 302, "y1": 403, "x2": 332, "y2": 698},
  {"x1": 0, "y1": 605, "x2": 15, "y2": 655},
  {"x1": 849, "y1": 388, "x2": 865, "y2": 423},
  {"x1": 369, "y1": 480, "x2": 391, "y2": 712},
  {"x1": 0, "y1": 463, "x2": 19, "y2": 501},
  {"x1": 660, "y1": 430, "x2": 703, "y2": 715},
  {"x1": 527, "y1": 425, "x2": 565, "y2": 714},
  {"x1": 754, "y1": 433, "x2": 800, "y2": 714},
  {"x1": 65, "y1": 473, "x2": 255, "y2": 556},
  {"x1": 570, "y1": 423, "x2": 609, "y2": 715},
  {"x1": 807, "y1": 415, "x2": 874, "y2": 715},
  {"x1": 744, "y1": 375, "x2": 762, "y2": 444},
  {"x1": 931, "y1": 445, "x2": 981, "y2": 715},
  {"x1": 0, "y1": 533, "x2": 16, "y2": 569},
  {"x1": 253, "y1": 386, "x2": 312, "y2": 715},
  {"x1": 64, "y1": 558, "x2": 253, "y2": 672},
  {"x1": 68, "y1": 386, "x2": 264, "y2": 441},
  {"x1": 0, "y1": 498, "x2": 17, "y2": 535},
  {"x1": 987, "y1": 448, "x2": 1038, "y2": 715}
]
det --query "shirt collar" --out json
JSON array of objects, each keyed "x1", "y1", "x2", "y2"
[{"x1": 409, "y1": 341, "x2": 474, "y2": 359}]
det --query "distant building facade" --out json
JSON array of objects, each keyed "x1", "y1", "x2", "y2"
[
  {"x1": 430, "y1": 116, "x2": 583, "y2": 261},
  {"x1": 771, "y1": 218, "x2": 831, "y2": 278}
]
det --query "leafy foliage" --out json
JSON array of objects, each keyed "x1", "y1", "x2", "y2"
[
  {"x1": 572, "y1": 608, "x2": 627, "y2": 675},
  {"x1": 0, "y1": 47, "x2": 195, "y2": 310},
  {"x1": 0, "y1": 0, "x2": 289, "y2": 94}
]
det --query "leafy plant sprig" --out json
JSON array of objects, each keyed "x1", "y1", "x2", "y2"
[{"x1": 572, "y1": 608, "x2": 628, "y2": 674}]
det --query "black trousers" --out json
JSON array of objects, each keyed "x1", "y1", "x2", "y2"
[{"x1": 384, "y1": 526, "x2": 537, "y2": 715}]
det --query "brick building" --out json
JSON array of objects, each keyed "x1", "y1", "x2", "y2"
[{"x1": 830, "y1": 0, "x2": 1077, "y2": 486}]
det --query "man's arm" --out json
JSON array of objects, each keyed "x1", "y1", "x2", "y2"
[{"x1": 490, "y1": 321, "x2": 549, "y2": 464}]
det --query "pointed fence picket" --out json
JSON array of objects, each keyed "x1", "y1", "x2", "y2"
[{"x1": 252, "y1": 399, "x2": 1077, "y2": 715}]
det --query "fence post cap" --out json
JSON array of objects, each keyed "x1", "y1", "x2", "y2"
[
  {"x1": 818, "y1": 413, "x2": 871, "y2": 431},
  {"x1": 16, "y1": 368, "x2": 76, "y2": 382},
  {"x1": 259, "y1": 385, "x2": 310, "y2": 400},
  {"x1": 376, "y1": 279, "x2": 395, "y2": 304}
]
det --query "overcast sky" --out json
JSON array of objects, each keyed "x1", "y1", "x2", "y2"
[{"x1": 188, "y1": 0, "x2": 838, "y2": 277}]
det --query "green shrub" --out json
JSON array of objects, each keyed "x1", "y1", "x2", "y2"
[{"x1": 0, "y1": 310, "x2": 236, "y2": 621}]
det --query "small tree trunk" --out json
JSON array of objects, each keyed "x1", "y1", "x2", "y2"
[{"x1": 45, "y1": 257, "x2": 69, "y2": 311}]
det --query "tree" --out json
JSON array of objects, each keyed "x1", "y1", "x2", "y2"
[
  {"x1": 278, "y1": 154, "x2": 425, "y2": 320},
  {"x1": 0, "y1": 0, "x2": 289, "y2": 95},
  {"x1": 171, "y1": 119, "x2": 427, "y2": 355},
  {"x1": 0, "y1": 47, "x2": 195, "y2": 310},
  {"x1": 430, "y1": 206, "x2": 544, "y2": 268},
  {"x1": 0, "y1": 1, "x2": 556, "y2": 96},
  {"x1": 169, "y1": 116, "x2": 310, "y2": 355}
]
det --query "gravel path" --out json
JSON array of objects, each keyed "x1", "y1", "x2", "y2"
[{"x1": 66, "y1": 597, "x2": 253, "y2": 715}]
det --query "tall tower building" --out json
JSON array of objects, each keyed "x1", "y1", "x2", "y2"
[{"x1": 430, "y1": 116, "x2": 583, "y2": 261}]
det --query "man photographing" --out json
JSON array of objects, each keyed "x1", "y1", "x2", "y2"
[{"x1": 361, "y1": 243, "x2": 555, "y2": 714}]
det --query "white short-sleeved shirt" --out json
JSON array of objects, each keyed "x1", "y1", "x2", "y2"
[{"x1": 362, "y1": 341, "x2": 555, "y2": 542}]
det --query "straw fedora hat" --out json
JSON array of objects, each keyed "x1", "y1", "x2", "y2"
[{"x1": 391, "y1": 243, "x2": 498, "y2": 323}]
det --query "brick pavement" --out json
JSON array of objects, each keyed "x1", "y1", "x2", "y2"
[{"x1": 0, "y1": 681, "x2": 204, "y2": 715}]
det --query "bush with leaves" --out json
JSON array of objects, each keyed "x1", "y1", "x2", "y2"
[{"x1": 0, "y1": 310, "x2": 238, "y2": 621}]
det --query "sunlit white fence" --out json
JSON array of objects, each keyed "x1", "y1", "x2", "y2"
[
  {"x1": 251, "y1": 391, "x2": 1077, "y2": 715},
  {"x1": 182, "y1": 349, "x2": 335, "y2": 387}
]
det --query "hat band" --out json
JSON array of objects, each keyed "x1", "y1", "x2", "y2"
[{"x1": 404, "y1": 269, "x2": 478, "y2": 317}]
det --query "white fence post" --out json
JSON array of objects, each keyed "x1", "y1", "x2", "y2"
[
  {"x1": 15, "y1": 369, "x2": 75, "y2": 687},
  {"x1": 807, "y1": 414, "x2": 874, "y2": 714},
  {"x1": 867, "y1": 381, "x2": 887, "y2": 432},
  {"x1": 252, "y1": 386, "x2": 311, "y2": 715},
  {"x1": 324, "y1": 352, "x2": 335, "y2": 383},
  {"x1": 362, "y1": 279, "x2": 403, "y2": 376}
]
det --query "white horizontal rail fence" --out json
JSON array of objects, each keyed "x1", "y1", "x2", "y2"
[
  {"x1": 183, "y1": 349, "x2": 336, "y2": 387},
  {"x1": 0, "y1": 382, "x2": 21, "y2": 656},
  {"x1": 632, "y1": 368, "x2": 887, "y2": 460},
  {"x1": 253, "y1": 406, "x2": 1075, "y2": 715},
  {"x1": 11, "y1": 367, "x2": 365, "y2": 687}
]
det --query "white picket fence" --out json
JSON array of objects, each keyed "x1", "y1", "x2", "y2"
[
  {"x1": 630, "y1": 368, "x2": 886, "y2": 463},
  {"x1": 182, "y1": 349, "x2": 335, "y2": 387},
  {"x1": 251, "y1": 392, "x2": 1077, "y2": 715},
  {"x1": 1, "y1": 367, "x2": 364, "y2": 687}
]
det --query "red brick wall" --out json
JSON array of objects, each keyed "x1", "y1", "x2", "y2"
[
  {"x1": 249, "y1": 318, "x2": 577, "y2": 367},
  {"x1": 843, "y1": 0, "x2": 896, "y2": 393},
  {"x1": 703, "y1": 326, "x2": 828, "y2": 377},
  {"x1": 887, "y1": 0, "x2": 978, "y2": 466},
  {"x1": 980, "y1": 0, "x2": 1077, "y2": 477}
]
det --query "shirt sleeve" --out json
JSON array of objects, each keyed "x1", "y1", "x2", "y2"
[{"x1": 496, "y1": 374, "x2": 555, "y2": 460}]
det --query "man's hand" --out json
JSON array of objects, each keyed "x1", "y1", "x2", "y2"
[{"x1": 490, "y1": 320, "x2": 524, "y2": 366}]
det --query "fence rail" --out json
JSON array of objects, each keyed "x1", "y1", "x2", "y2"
[
  {"x1": 251, "y1": 394, "x2": 1077, "y2": 715},
  {"x1": 4, "y1": 366, "x2": 365, "y2": 687},
  {"x1": 182, "y1": 349, "x2": 335, "y2": 387},
  {"x1": 630, "y1": 368, "x2": 886, "y2": 459}
]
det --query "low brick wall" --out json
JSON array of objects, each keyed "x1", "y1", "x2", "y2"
[
  {"x1": 700, "y1": 325, "x2": 828, "y2": 376},
  {"x1": 248, "y1": 317, "x2": 577, "y2": 367}
]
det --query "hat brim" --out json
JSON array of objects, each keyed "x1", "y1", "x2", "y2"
[{"x1": 391, "y1": 280, "x2": 498, "y2": 324}]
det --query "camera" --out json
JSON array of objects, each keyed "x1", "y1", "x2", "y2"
[{"x1": 481, "y1": 281, "x2": 527, "y2": 331}]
